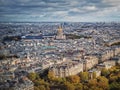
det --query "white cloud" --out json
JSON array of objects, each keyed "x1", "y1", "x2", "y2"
[
  {"x1": 69, "y1": 8, "x2": 81, "y2": 12},
  {"x1": 83, "y1": 5, "x2": 97, "y2": 11},
  {"x1": 86, "y1": 5, "x2": 120, "y2": 22},
  {"x1": 54, "y1": 11, "x2": 68, "y2": 15}
]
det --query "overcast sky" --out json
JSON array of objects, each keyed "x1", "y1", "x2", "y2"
[{"x1": 0, "y1": 0, "x2": 120, "y2": 22}]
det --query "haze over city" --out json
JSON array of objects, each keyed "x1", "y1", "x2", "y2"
[{"x1": 0, "y1": 0, "x2": 120, "y2": 22}]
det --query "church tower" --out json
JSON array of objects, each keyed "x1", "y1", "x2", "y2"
[{"x1": 55, "y1": 25, "x2": 66, "y2": 40}]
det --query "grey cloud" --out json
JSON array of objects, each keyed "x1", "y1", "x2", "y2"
[{"x1": 0, "y1": 0, "x2": 119, "y2": 22}]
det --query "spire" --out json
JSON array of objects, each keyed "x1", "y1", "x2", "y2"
[
  {"x1": 58, "y1": 26, "x2": 63, "y2": 33},
  {"x1": 55, "y1": 23, "x2": 66, "y2": 40}
]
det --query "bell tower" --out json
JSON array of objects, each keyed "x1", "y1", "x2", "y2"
[{"x1": 56, "y1": 25, "x2": 66, "y2": 40}]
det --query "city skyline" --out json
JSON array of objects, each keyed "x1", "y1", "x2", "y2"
[{"x1": 0, "y1": 0, "x2": 120, "y2": 22}]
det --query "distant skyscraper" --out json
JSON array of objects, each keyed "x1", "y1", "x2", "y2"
[{"x1": 55, "y1": 25, "x2": 66, "y2": 40}]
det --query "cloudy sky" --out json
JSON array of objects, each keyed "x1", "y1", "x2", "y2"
[{"x1": 0, "y1": 0, "x2": 120, "y2": 22}]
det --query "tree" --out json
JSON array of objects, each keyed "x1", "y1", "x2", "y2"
[
  {"x1": 38, "y1": 85, "x2": 46, "y2": 90},
  {"x1": 110, "y1": 82, "x2": 120, "y2": 90},
  {"x1": 34, "y1": 86, "x2": 39, "y2": 90},
  {"x1": 89, "y1": 86, "x2": 103, "y2": 90},
  {"x1": 67, "y1": 75, "x2": 80, "y2": 83},
  {"x1": 34, "y1": 79, "x2": 49, "y2": 86},
  {"x1": 93, "y1": 72, "x2": 96, "y2": 79},
  {"x1": 46, "y1": 85, "x2": 50, "y2": 90},
  {"x1": 54, "y1": 77, "x2": 63, "y2": 84},
  {"x1": 101, "y1": 68, "x2": 110, "y2": 77},
  {"x1": 47, "y1": 71, "x2": 55, "y2": 81},
  {"x1": 109, "y1": 75, "x2": 118, "y2": 83},
  {"x1": 75, "y1": 83, "x2": 83, "y2": 90},
  {"x1": 83, "y1": 84, "x2": 89, "y2": 90},
  {"x1": 109, "y1": 67, "x2": 120, "y2": 83},
  {"x1": 64, "y1": 82, "x2": 75, "y2": 90},
  {"x1": 88, "y1": 79, "x2": 97, "y2": 87},
  {"x1": 79, "y1": 72, "x2": 89, "y2": 81},
  {"x1": 34, "y1": 80, "x2": 41, "y2": 86},
  {"x1": 97, "y1": 76, "x2": 109, "y2": 90},
  {"x1": 28, "y1": 72, "x2": 37, "y2": 81},
  {"x1": 108, "y1": 66, "x2": 116, "y2": 73}
]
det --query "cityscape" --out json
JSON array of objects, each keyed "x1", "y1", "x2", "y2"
[
  {"x1": 0, "y1": 0, "x2": 120, "y2": 90},
  {"x1": 0, "y1": 22, "x2": 120, "y2": 90}
]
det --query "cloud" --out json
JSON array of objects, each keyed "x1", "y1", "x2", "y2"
[
  {"x1": 83, "y1": 5, "x2": 97, "y2": 11},
  {"x1": 102, "y1": 0, "x2": 120, "y2": 6},
  {"x1": 0, "y1": 0, "x2": 119, "y2": 22},
  {"x1": 69, "y1": 8, "x2": 81, "y2": 12}
]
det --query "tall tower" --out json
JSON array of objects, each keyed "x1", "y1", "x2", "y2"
[{"x1": 56, "y1": 25, "x2": 66, "y2": 40}]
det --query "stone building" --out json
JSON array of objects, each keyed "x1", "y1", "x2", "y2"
[
  {"x1": 97, "y1": 60, "x2": 116, "y2": 70},
  {"x1": 101, "y1": 49, "x2": 114, "y2": 62},
  {"x1": 49, "y1": 60, "x2": 83, "y2": 77},
  {"x1": 114, "y1": 47, "x2": 120, "y2": 56},
  {"x1": 83, "y1": 55, "x2": 98, "y2": 71},
  {"x1": 88, "y1": 69, "x2": 101, "y2": 79},
  {"x1": 100, "y1": 47, "x2": 120, "y2": 62}
]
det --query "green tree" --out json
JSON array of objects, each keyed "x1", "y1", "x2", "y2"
[{"x1": 110, "y1": 82, "x2": 120, "y2": 90}]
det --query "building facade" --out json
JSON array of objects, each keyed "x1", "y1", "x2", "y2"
[{"x1": 49, "y1": 60, "x2": 83, "y2": 77}]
